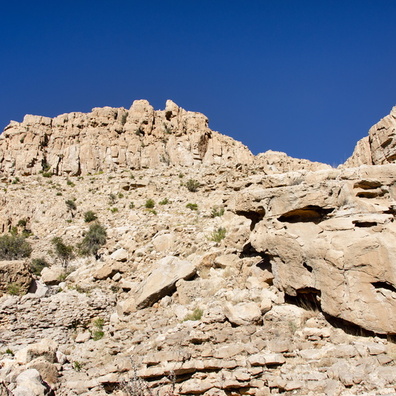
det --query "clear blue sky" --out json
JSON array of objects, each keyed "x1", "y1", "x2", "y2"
[{"x1": 1, "y1": 1, "x2": 395, "y2": 165}]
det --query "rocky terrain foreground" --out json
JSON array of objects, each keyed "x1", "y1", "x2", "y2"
[{"x1": 0, "y1": 100, "x2": 396, "y2": 395}]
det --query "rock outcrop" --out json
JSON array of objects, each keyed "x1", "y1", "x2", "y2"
[
  {"x1": 0, "y1": 100, "x2": 254, "y2": 176},
  {"x1": 344, "y1": 106, "x2": 396, "y2": 167}
]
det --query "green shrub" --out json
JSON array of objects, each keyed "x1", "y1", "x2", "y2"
[
  {"x1": 79, "y1": 223, "x2": 107, "y2": 257},
  {"x1": 209, "y1": 227, "x2": 226, "y2": 243},
  {"x1": 129, "y1": 201, "x2": 135, "y2": 209},
  {"x1": 185, "y1": 179, "x2": 200, "y2": 192},
  {"x1": 84, "y1": 211, "x2": 97, "y2": 223},
  {"x1": 92, "y1": 317, "x2": 105, "y2": 340},
  {"x1": 6, "y1": 283, "x2": 23, "y2": 296},
  {"x1": 66, "y1": 179, "x2": 75, "y2": 187},
  {"x1": 211, "y1": 207, "x2": 225, "y2": 217},
  {"x1": 186, "y1": 203, "x2": 198, "y2": 211},
  {"x1": 65, "y1": 199, "x2": 77, "y2": 211},
  {"x1": 17, "y1": 219, "x2": 27, "y2": 228},
  {"x1": 92, "y1": 330, "x2": 104, "y2": 341},
  {"x1": 51, "y1": 237, "x2": 74, "y2": 265},
  {"x1": 30, "y1": 257, "x2": 49, "y2": 276},
  {"x1": 110, "y1": 207, "x2": 118, "y2": 213},
  {"x1": 145, "y1": 199, "x2": 155, "y2": 209},
  {"x1": 183, "y1": 308, "x2": 203, "y2": 321},
  {"x1": 73, "y1": 361, "x2": 83, "y2": 371},
  {"x1": 0, "y1": 234, "x2": 32, "y2": 260},
  {"x1": 5, "y1": 348, "x2": 14, "y2": 356},
  {"x1": 159, "y1": 198, "x2": 170, "y2": 205},
  {"x1": 42, "y1": 172, "x2": 52, "y2": 178}
]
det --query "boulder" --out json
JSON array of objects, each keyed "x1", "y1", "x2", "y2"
[{"x1": 135, "y1": 256, "x2": 196, "y2": 309}]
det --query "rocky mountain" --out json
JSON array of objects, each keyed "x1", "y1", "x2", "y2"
[{"x1": 0, "y1": 102, "x2": 396, "y2": 396}]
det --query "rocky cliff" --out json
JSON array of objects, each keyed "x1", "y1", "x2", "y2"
[
  {"x1": 0, "y1": 100, "x2": 331, "y2": 177},
  {"x1": 0, "y1": 102, "x2": 396, "y2": 396}
]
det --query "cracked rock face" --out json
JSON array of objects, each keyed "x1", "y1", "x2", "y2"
[
  {"x1": 235, "y1": 164, "x2": 396, "y2": 334},
  {"x1": 0, "y1": 100, "x2": 254, "y2": 176}
]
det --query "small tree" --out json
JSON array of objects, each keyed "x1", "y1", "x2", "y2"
[
  {"x1": 65, "y1": 199, "x2": 77, "y2": 211},
  {"x1": 0, "y1": 234, "x2": 32, "y2": 260},
  {"x1": 79, "y1": 223, "x2": 107, "y2": 257},
  {"x1": 52, "y1": 237, "x2": 74, "y2": 267},
  {"x1": 30, "y1": 257, "x2": 49, "y2": 276}
]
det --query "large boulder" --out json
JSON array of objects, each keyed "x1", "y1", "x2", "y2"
[{"x1": 135, "y1": 256, "x2": 196, "y2": 309}]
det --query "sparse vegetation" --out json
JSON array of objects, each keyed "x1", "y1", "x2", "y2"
[
  {"x1": 0, "y1": 234, "x2": 32, "y2": 260},
  {"x1": 145, "y1": 199, "x2": 155, "y2": 209},
  {"x1": 159, "y1": 198, "x2": 170, "y2": 205},
  {"x1": 84, "y1": 211, "x2": 98, "y2": 223},
  {"x1": 129, "y1": 201, "x2": 135, "y2": 209},
  {"x1": 73, "y1": 361, "x2": 83, "y2": 371},
  {"x1": 6, "y1": 283, "x2": 23, "y2": 296},
  {"x1": 51, "y1": 237, "x2": 74, "y2": 266},
  {"x1": 92, "y1": 317, "x2": 105, "y2": 341},
  {"x1": 183, "y1": 308, "x2": 203, "y2": 321},
  {"x1": 110, "y1": 207, "x2": 119, "y2": 213},
  {"x1": 108, "y1": 193, "x2": 117, "y2": 205},
  {"x1": 79, "y1": 223, "x2": 107, "y2": 257},
  {"x1": 67, "y1": 178, "x2": 75, "y2": 187},
  {"x1": 30, "y1": 257, "x2": 49, "y2": 276},
  {"x1": 185, "y1": 179, "x2": 200, "y2": 192},
  {"x1": 65, "y1": 199, "x2": 77, "y2": 211},
  {"x1": 209, "y1": 227, "x2": 226, "y2": 243},
  {"x1": 211, "y1": 207, "x2": 225, "y2": 217},
  {"x1": 186, "y1": 203, "x2": 198, "y2": 211}
]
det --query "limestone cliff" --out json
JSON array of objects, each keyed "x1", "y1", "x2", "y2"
[
  {"x1": 0, "y1": 100, "x2": 255, "y2": 176},
  {"x1": 0, "y1": 99, "x2": 332, "y2": 177}
]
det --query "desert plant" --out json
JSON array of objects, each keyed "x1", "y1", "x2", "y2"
[
  {"x1": 51, "y1": 237, "x2": 74, "y2": 266},
  {"x1": 185, "y1": 179, "x2": 200, "y2": 192},
  {"x1": 129, "y1": 201, "x2": 135, "y2": 209},
  {"x1": 66, "y1": 179, "x2": 75, "y2": 187},
  {"x1": 110, "y1": 207, "x2": 119, "y2": 213},
  {"x1": 73, "y1": 361, "x2": 83, "y2": 371},
  {"x1": 65, "y1": 199, "x2": 77, "y2": 211},
  {"x1": 0, "y1": 234, "x2": 32, "y2": 260},
  {"x1": 6, "y1": 283, "x2": 22, "y2": 296},
  {"x1": 108, "y1": 193, "x2": 117, "y2": 205},
  {"x1": 183, "y1": 308, "x2": 203, "y2": 321},
  {"x1": 145, "y1": 199, "x2": 155, "y2": 209},
  {"x1": 186, "y1": 203, "x2": 198, "y2": 211},
  {"x1": 84, "y1": 211, "x2": 97, "y2": 223},
  {"x1": 79, "y1": 223, "x2": 107, "y2": 257},
  {"x1": 30, "y1": 257, "x2": 49, "y2": 276},
  {"x1": 209, "y1": 227, "x2": 226, "y2": 243},
  {"x1": 159, "y1": 198, "x2": 170, "y2": 205},
  {"x1": 210, "y1": 207, "x2": 225, "y2": 217}
]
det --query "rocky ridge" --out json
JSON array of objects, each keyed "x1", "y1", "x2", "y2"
[{"x1": 0, "y1": 102, "x2": 396, "y2": 395}]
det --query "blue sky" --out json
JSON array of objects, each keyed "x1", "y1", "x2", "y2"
[{"x1": 1, "y1": 1, "x2": 395, "y2": 165}]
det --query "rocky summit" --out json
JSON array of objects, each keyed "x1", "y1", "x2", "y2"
[{"x1": 0, "y1": 101, "x2": 396, "y2": 396}]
